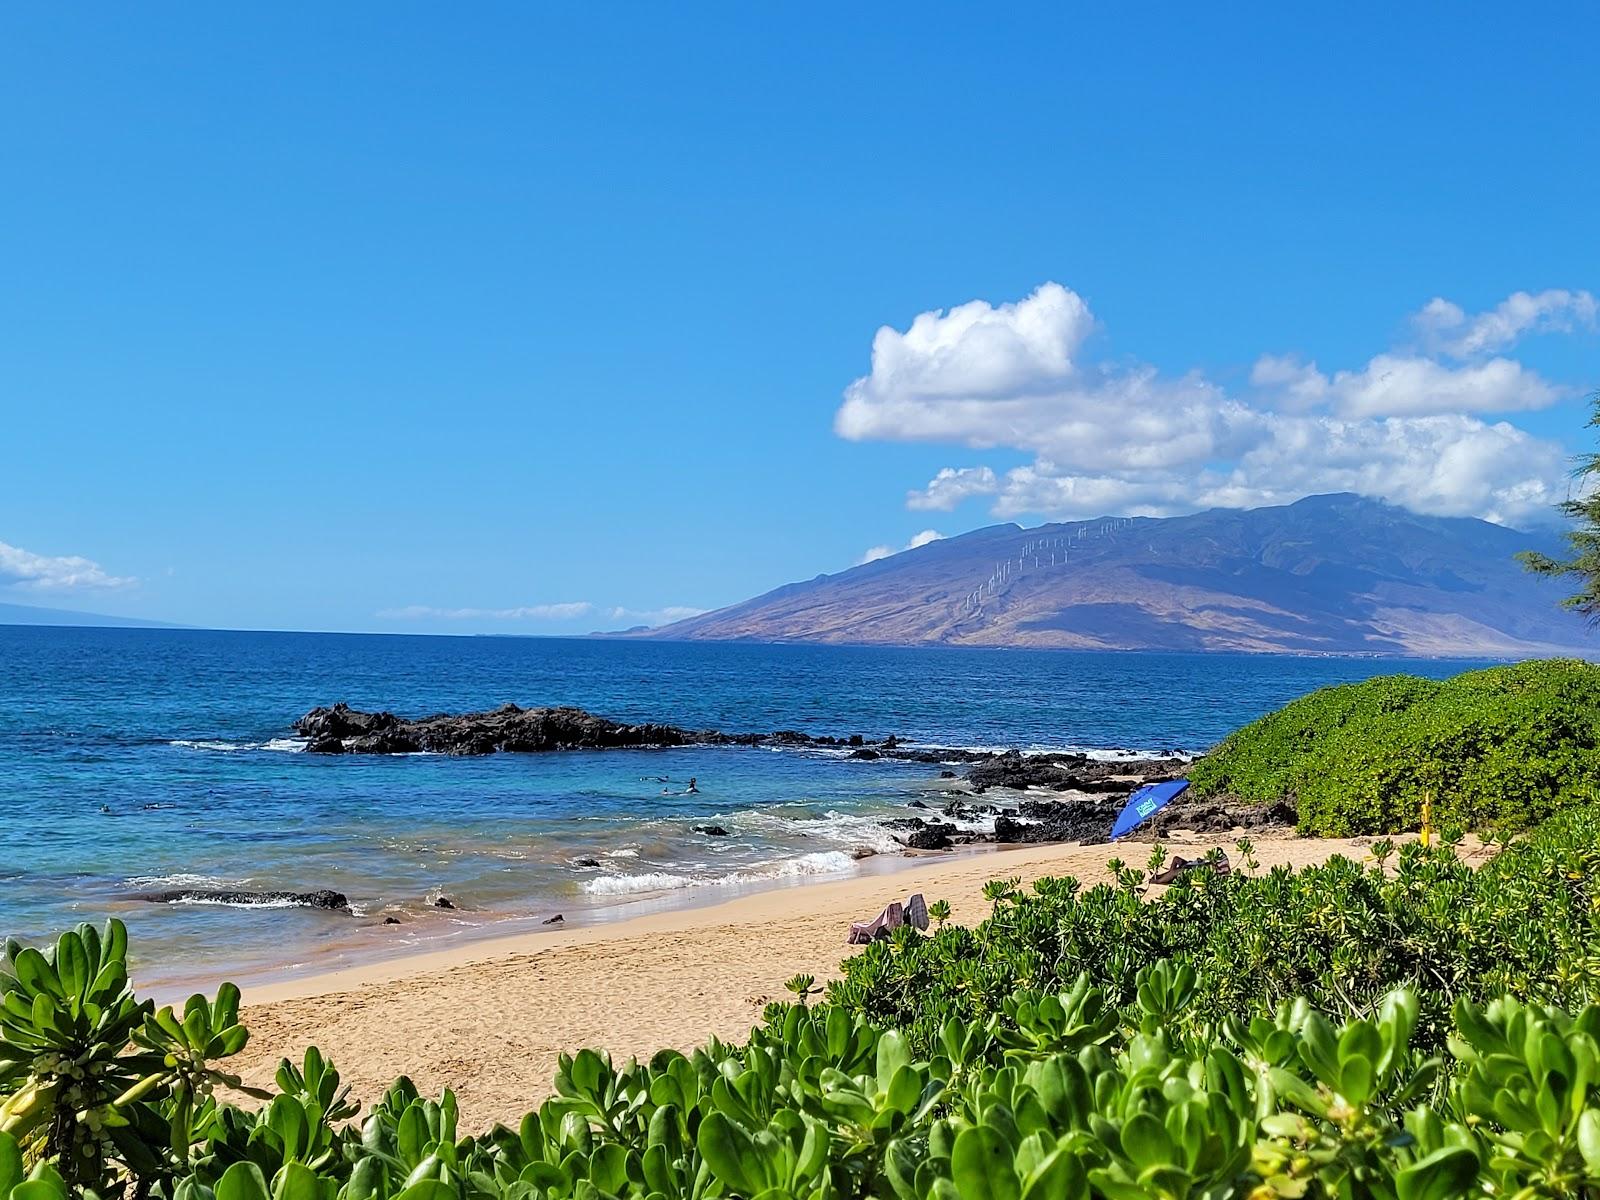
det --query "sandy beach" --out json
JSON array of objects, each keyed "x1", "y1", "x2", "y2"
[{"x1": 229, "y1": 831, "x2": 1384, "y2": 1129}]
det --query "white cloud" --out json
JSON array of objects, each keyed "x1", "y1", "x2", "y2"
[
  {"x1": 1256, "y1": 352, "x2": 1561, "y2": 418},
  {"x1": 840, "y1": 283, "x2": 1592, "y2": 527},
  {"x1": 858, "y1": 529, "x2": 945, "y2": 565},
  {"x1": 1413, "y1": 289, "x2": 1597, "y2": 358},
  {"x1": 377, "y1": 602, "x2": 596, "y2": 621},
  {"x1": 907, "y1": 466, "x2": 1000, "y2": 511},
  {"x1": 0, "y1": 540, "x2": 135, "y2": 590},
  {"x1": 376, "y1": 601, "x2": 707, "y2": 628},
  {"x1": 605, "y1": 605, "x2": 708, "y2": 626}
]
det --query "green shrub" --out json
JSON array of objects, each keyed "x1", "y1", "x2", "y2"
[
  {"x1": 5, "y1": 928, "x2": 1600, "y2": 1200},
  {"x1": 813, "y1": 800, "x2": 1600, "y2": 1063},
  {"x1": 1188, "y1": 658, "x2": 1600, "y2": 835}
]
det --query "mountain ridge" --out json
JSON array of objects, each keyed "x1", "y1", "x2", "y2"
[{"x1": 642, "y1": 494, "x2": 1589, "y2": 657}]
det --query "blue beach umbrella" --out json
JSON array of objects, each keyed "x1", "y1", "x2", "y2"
[{"x1": 1110, "y1": 779, "x2": 1190, "y2": 840}]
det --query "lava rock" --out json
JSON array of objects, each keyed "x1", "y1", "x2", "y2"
[
  {"x1": 295, "y1": 702, "x2": 901, "y2": 758},
  {"x1": 137, "y1": 888, "x2": 350, "y2": 911},
  {"x1": 693, "y1": 824, "x2": 730, "y2": 837},
  {"x1": 899, "y1": 825, "x2": 953, "y2": 851},
  {"x1": 543, "y1": 914, "x2": 564, "y2": 924}
]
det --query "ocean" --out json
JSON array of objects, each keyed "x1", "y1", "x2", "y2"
[{"x1": 0, "y1": 625, "x2": 1498, "y2": 994}]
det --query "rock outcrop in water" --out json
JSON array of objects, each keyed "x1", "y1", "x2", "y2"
[
  {"x1": 966, "y1": 750, "x2": 1186, "y2": 794},
  {"x1": 137, "y1": 888, "x2": 350, "y2": 910},
  {"x1": 295, "y1": 702, "x2": 894, "y2": 757}
]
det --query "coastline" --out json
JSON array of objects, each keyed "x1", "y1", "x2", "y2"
[{"x1": 227, "y1": 831, "x2": 1383, "y2": 1130}]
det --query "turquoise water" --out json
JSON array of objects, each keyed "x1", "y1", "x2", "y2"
[{"x1": 0, "y1": 626, "x2": 1497, "y2": 991}]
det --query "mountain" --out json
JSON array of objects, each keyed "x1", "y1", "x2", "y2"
[
  {"x1": 645, "y1": 494, "x2": 1591, "y2": 656},
  {"x1": 0, "y1": 602, "x2": 178, "y2": 629}
]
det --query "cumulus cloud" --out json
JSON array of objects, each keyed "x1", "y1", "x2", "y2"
[
  {"x1": 838, "y1": 283, "x2": 1593, "y2": 527},
  {"x1": 1413, "y1": 289, "x2": 1597, "y2": 358},
  {"x1": 859, "y1": 529, "x2": 945, "y2": 565},
  {"x1": 906, "y1": 466, "x2": 1000, "y2": 511},
  {"x1": 0, "y1": 540, "x2": 135, "y2": 590}
]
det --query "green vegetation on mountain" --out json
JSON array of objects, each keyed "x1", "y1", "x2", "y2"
[{"x1": 1187, "y1": 658, "x2": 1600, "y2": 836}]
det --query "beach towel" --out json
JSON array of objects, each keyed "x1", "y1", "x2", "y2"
[
  {"x1": 1148, "y1": 850, "x2": 1231, "y2": 886},
  {"x1": 847, "y1": 900, "x2": 904, "y2": 945},
  {"x1": 906, "y1": 893, "x2": 929, "y2": 932}
]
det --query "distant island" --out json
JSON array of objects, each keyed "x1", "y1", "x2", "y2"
[
  {"x1": 638, "y1": 494, "x2": 1588, "y2": 657},
  {"x1": 0, "y1": 601, "x2": 178, "y2": 629}
]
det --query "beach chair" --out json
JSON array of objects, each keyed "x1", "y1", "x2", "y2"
[
  {"x1": 1148, "y1": 850, "x2": 1231, "y2": 886},
  {"x1": 847, "y1": 900, "x2": 904, "y2": 944}
]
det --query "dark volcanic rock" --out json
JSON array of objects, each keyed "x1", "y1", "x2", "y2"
[
  {"x1": 967, "y1": 750, "x2": 1186, "y2": 794},
  {"x1": 1128, "y1": 796, "x2": 1297, "y2": 840},
  {"x1": 993, "y1": 799, "x2": 1118, "y2": 845},
  {"x1": 900, "y1": 824, "x2": 954, "y2": 851},
  {"x1": 693, "y1": 824, "x2": 730, "y2": 837},
  {"x1": 295, "y1": 702, "x2": 906, "y2": 758},
  {"x1": 383, "y1": 916, "x2": 401, "y2": 925},
  {"x1": 543, "y1": 914, "x2": 564, "y2": 924},
  {"x1": 138, "y1": 888, "x2": 350, "y2": 911},
  {"x1": 849, "y1": 748, "x2": 881, "y2": 760},
  {"x1": 433, "y1": 896, "x2": 456, "y2": 910}
]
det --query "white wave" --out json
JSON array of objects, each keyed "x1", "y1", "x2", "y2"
[
  {"x1": 604, "y1": 847, "x2": 640, "y2": 858},
  {"x1": 581, "y1": 870, "x2": 692, "y2": 896},
  {"x1": 161, "y1": 896, "x2": 308, "y2": 910},
  {"x1": 737, "y1": 808, "x2": 906, "y2": 854},
  {"x1": 123, "y1": 872, "x2": 232, "y2": 889},
  {"x1": 904, "y1": 741, "x2": 1197, "y2": 762},
  {"x1": 169, "y1": 737, "x2": 309, "y2": 754},
  {"x1": 580, "y1": 850, "x2": 858, "y2": 897}
]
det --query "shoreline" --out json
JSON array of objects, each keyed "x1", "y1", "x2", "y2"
[{"x1": 227, "y1": 831, "x2": 1381, "y2": 1130}]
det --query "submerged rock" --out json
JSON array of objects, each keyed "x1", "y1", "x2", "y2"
[
  {"x1": 693, "y1": 824, "x2": 730, "y2": 837},
  {"x1": 137, "y1": 888, "x2": 350, "y2": 911}
]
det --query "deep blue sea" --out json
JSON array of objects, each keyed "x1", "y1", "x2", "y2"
[{"x1": 0, "y1": 626, "x2": 1500, "y2": 993}]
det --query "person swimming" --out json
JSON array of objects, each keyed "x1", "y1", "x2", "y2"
[{"x1": 685, "y1": 777, "x2": 699, "y2": 794}]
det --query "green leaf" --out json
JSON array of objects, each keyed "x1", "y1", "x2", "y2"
[
  {"x1": 951, "y1": 1126, "x2": 1020, "y2": 1200},
  {"x1": 0, "y1": 1131, "x2": 22, "y2": 1198},
  {"x1": 1578, "y1": 1108, "x2": 1600, "y2": 1172},
  {"x1": 696, "y1": 1112, "x2": 763, "y2": 1195},
  {"x1": 1394, "y1": 1146, "x2": 1479, "y2": 1200},
  {"x1": 273, "y1": 1163, "x2": 324, "y2": 1200},
  {"x1": 216, "y1": 1162, "x2": 273, "y2": 1200}
]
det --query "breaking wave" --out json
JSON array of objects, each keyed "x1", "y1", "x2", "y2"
[{"x1": 580, "y1": 850, "x2": 857, "y2": 897}]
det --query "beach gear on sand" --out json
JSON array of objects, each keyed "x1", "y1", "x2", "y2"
[
  {"x1": 906, "y1": 892, "x2": 929, "y2": 931},
  {"x1": 1148, "y1": 850, "x2": 1231, "y2": 886},
  {"x1": 1110, "y1": 778, "x2": 1190, "y2": 839},
  {"x1": 848, "y1": 900, "x2": 904, "y2": 944},
  {"x1": 847, "y1": 893, "x2": 931, "y2": 943}
]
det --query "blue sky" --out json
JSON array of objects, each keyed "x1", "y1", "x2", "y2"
[{"x1": 2, "y1": 4, "x2": 1597, "y2": 633}]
